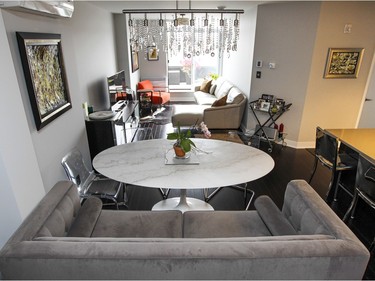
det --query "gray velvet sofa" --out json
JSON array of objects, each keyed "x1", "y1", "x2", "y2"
[
  {"x1": 0, "y1": 180, "x2": 369, "y2": 280},
  {"x1": 172, "y1": 77, "x2": 247, "y2": 129}
]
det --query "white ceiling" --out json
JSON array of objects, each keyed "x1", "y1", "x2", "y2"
[{"x1": 87, "y1": 0, "x2": 267, "y2": 14}]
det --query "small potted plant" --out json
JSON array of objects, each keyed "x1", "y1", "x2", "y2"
[
  {"x1": 167, "y1": 122, "x2": 211, "y2": 158},
  {"x1": 167, "y1": 124, "x2": 196, "y2": 158}
]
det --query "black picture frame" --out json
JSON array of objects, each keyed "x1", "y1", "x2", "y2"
[
  {"x1": 16, "y1": 32, "x2": 72, "y2": 130},
  {"x1": 131, "y1": 48, "x2": 139, "y2": 72}
]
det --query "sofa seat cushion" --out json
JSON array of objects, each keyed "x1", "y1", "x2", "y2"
[
  {"x1": 172, "y1": 104, "x2": 210, "y2": 127},
  {"x1": 254, "y1": 196, "x2": 297, "y2": 236},
  {"x1": 183, "y1": 211, "x2": 271, "y2": 238},
  {"x1": 91, "y1": 210, "x2": 183, "y2": 238},
  {"x1": 67, "y1": 197, "x2": 103, "y2": 237},
  {"x1": 194, "y1": 91, "x2": 217, "y2": 105}
]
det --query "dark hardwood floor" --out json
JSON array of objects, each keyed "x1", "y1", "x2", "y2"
[{"x1": 115, "y1": 105, "x2": 375, "y2": 279}]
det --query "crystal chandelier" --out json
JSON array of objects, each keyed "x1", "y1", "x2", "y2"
[{"x1": 123, "y1": 1, "x2": 244, "y2": 59}]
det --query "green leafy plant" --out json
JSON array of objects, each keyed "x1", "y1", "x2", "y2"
[
  {"x1": 209, "y1": 73, "x2": 219, "y2": 80},
  {"x1": 167, "y1": 124, "x2": 196, "y2": 153}
]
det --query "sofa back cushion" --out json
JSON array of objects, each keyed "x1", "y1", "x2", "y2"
[
  {"x1": 34, "y1": 182, "x2": 81, "y2": 238},
  {"x1": 214, "y1": 77, "x2": 233, "y2": 99},
  {"x1": 282, "y1": 180, "x2": 332, "y2": 235},
  {"x1": 138, "y1": 80, "x2": 154, "y2": 90},
  {"x1": 226, "y1": 87, "x2": 243, "y2": 104},
  {"x1": 183, "y1": 211, "x2": 271, "y2": 238},
  {"x1": 92, "y1": 210, "x2": 183, "y2": 238}
]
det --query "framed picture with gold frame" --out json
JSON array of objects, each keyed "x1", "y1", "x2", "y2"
[
  {"x1": 324, "y1": 48, "x2": 364, "y2": 79},
  {"x1": 131, "y1": 48, "x2": 139, "y2": 72},
  {"x1": 147, "y1": 46, "x2": 159, "y2": 61}
]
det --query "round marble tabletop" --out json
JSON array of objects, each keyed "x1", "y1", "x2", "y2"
[{"x1": 93, "y1": 138, "x2": 274, "y2": 189}]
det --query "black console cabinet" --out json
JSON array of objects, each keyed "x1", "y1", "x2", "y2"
[{"x1": 85, "y1": 101, "x2": 139, "y2": 161}]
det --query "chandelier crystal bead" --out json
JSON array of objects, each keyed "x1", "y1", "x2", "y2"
[{"x1": 123, "y1": 3, "x2": 243, "y2": 59}]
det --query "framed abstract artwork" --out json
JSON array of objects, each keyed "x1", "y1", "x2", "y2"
[
  {"x1": 324, "y1": 48, "x2": 364, "y2": 79},
  {"x1": 16, "y1": 32, "x2": 72, "y2": 130}
]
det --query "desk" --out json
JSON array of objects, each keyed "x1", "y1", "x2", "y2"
[
  {"x1": 93, "y1": 138, "x2": 274, "y2": 212},
  {"x1": 326, "y1": 128, "x2": 375, "y2": 163}
]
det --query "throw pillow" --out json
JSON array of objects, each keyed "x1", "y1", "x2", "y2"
[
  {"x1": 211, "y1": 94, "x2": 227, "y2": 107},
  {"x1": 200, "y1": 79, "x2": 212, "y2": 93},
  {"x1": 209, "y1": 84, "x2": 217, "y2": 95}
]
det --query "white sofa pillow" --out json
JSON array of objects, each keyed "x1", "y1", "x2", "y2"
[
  {"x1": 215, "y1": 81, "x2": 233, "y2": 99},
  {"x1": 226, "y1": 87, "x2": 242, "y2": 103}
]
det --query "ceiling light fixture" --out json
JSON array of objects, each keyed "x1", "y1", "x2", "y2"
[{"x1": 123, "y1": 0, "x2": 244, "y2": 59}]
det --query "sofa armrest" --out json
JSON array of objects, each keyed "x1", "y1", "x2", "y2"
[
  {"x1": 67, "y1": 197, "x2": 102, "y2": 237},
  {"x1": 254, "y1": 196, "x2": 297, "y2": 236}
]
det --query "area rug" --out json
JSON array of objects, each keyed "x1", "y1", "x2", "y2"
[{"x1": 194, "y1": 132, "x2": 244, "y2": 144}]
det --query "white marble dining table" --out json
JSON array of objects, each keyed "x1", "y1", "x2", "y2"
[{"x1": 93, "y1": 138, "x2": 274, "y2": 212}]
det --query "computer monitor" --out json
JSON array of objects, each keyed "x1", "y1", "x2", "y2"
[{"x1": 107, "y1": 70, "x2": 126, "y2": 106}]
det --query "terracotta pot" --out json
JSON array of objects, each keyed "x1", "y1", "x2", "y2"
[{"x1": 173, "y1": 144, "x2": 185, "y2": 158}]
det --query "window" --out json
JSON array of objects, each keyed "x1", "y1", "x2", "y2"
[{"x1": 168, "y1": 51, "x2": 220, "y2": 90}]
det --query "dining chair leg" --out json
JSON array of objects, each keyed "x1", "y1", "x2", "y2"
[
  {"x1": 369, "y1": 238, "x2": 375, "y2": 252},
  {"x1": 308, "y1": 158, "x2": 318, "y2": 183},
  {"x1": 159, "y1": 188, "x2": 170, "y2": 199},
  {"x1": 333, "y1": 171, "x2": 343, "y2": 202},
  {"x1": 343, "y1": 191, "x2": 359, "y2": 222},
  {"x1": 204, "y1": 187, "x2": 223, "y2": 202}
]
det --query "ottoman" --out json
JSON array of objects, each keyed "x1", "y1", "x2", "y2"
[{"x1": 172, "y1": 104, "x2": 210, "y2": 127}]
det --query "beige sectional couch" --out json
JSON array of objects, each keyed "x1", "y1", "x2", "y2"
[
  {"x1": 0, "y1": 180, "x2": 369, "y2": 280},
  {"x1": 172, "y1": 77, "x2": 247, "y2": 129}
]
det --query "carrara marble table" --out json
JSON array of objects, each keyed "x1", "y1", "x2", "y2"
[{"x1": 93, "y1": 138, "x2": 274, "y2": 212}]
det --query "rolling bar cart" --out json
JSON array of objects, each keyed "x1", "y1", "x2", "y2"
[{"x1": 249, "y1": 99, "x2": 292, "y2": 152}]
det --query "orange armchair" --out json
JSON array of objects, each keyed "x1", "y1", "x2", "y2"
[{"x1": 137, "y1": 80, "x2": 170, "y2": 105}]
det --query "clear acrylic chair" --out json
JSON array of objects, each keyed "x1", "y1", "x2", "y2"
[
  {"x1": 61, "y1": 148, "x2": 125, "y2": 209},
  {"x1": 308, "y1": 127, "x2": 357, "y2": 202}
]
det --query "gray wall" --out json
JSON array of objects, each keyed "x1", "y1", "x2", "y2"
[
  {"x1": 0, "y1": 2, "x2": 117, "y2": 247},
  {"x1": 249, "y1": 1, "x2": 321, "y2": 145}
]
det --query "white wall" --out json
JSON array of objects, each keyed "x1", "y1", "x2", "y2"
[
  {"x1": 222, "y1": 3, "x2": 258, "y2": 131},
  {"x1": 358, "y1": 53, "x2": 375, "y2": 128},
  {"x1": 2, "y1": 2, "x2": 118, "y2": 193},
  {"x1": 0, "y1": 11, "x2": 45, "y2": 248},
  {"x1": 0, "y1": 2, "x2": 118, "y2": 248},
  {"x1": 114, "y1": 13, "x2": 140, "y2": 92}
]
